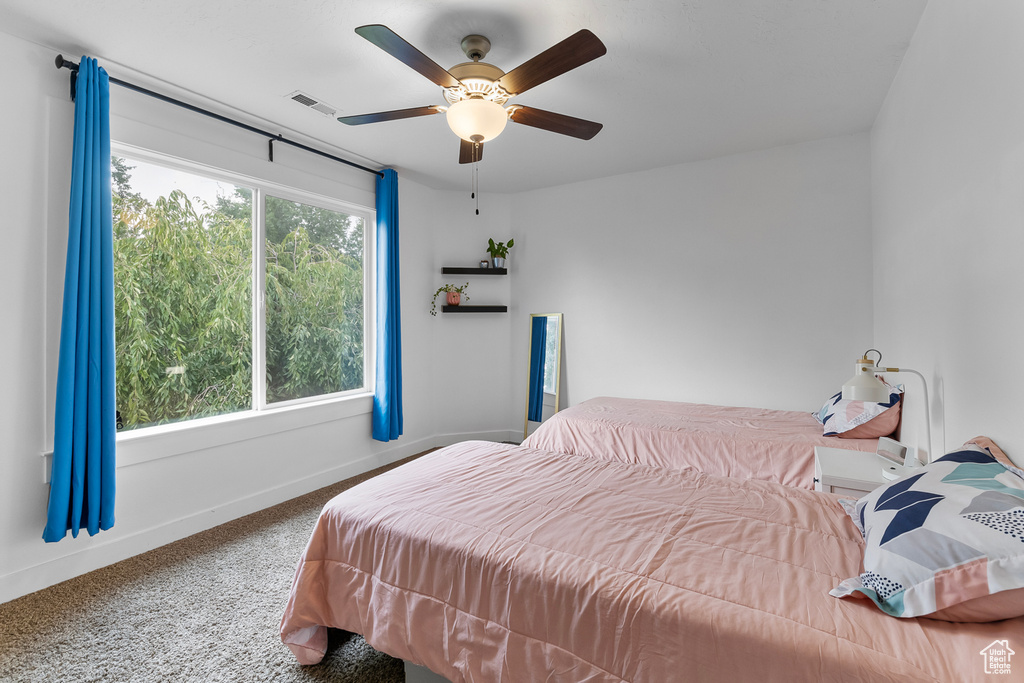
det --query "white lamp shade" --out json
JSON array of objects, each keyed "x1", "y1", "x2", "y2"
[
  {"x1": 445, "y1": 99, "x2": 508, "y2": 143},
  {"x1": 842, "y1": 359, "x2": 889, "y2": 402}
]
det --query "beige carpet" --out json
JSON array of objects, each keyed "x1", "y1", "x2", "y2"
[{"x1": 0, "y1": 453, "x2": 433, "y2": 683}]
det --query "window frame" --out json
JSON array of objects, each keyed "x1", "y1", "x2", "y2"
[{"x1": 110, "y1": 142, "x2": 376, "y2": 440}]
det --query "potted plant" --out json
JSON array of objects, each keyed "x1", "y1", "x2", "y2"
[
  {"x1": 486, "y1": 238, "x2": 515, "y2": 268},
  {"x1": 430, "y1": 282, "x2": 470, "y2": 316}
]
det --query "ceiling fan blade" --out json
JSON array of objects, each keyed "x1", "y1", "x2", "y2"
[
  {"x1": 338, "y1": 105, "x2": 443, "y2": 126},
  {"x1": 508, "y1": 106, "x2": 603, "y2": 140},
  {"x1": 355, "y1": 25, "x2": 461, "y2": 89},
  {"x1": 459, "y1": 139, "x2": 484, "y2": 164},
  {"x1": 496, "y1": 29, "x2": 606, "y2": 95}
]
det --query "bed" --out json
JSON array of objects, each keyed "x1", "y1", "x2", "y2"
[
  {"x1": 521, "y1": 396, "x2": 881, "y2": 488},
  {"x1": 280, "y1": 440, "x2": 1022, "y2": 682}
]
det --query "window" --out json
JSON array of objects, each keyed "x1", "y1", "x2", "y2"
[
  {"x1": 543, "y1": 315, "x2": 558, "y2": 395},
  {"x1": 112, "y1": 153, "x2": 370, "y2": 432},
  {"x1": 264, "y1": 194, "x2": 365, "y2": 404}
]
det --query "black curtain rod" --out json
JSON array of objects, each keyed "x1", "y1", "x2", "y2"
[{"x1": 54, "y1": 54, "x2": 384, "y2": 178}]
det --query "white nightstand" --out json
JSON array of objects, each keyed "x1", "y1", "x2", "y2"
[{"x1": 813, "y1": 446, "x2": 889, "y2": 497}]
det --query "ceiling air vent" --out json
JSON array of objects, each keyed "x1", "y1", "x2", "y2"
[{"x1": 286, "y1": 90, "x2": 337, "y2": 117}]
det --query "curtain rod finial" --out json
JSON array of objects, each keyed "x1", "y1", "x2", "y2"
[{"x1": 54, "y1": 54, "x2": 64, "y2": 69}]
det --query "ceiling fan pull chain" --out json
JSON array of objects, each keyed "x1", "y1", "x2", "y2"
[{"x1": 475, "y1": 161, "x2": 480, "y2": 215}]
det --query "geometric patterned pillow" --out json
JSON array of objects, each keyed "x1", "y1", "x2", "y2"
[
  {"x1": 813, "y1": 379, "x2": 903, "y2": 438},
  {"x1": 831, "y1": 442, "x2": 1024, "y2": 621}
]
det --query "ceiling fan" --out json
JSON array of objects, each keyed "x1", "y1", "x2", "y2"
[{"x1": 339, "y1": 25, "x2": 606, "y2": 164}]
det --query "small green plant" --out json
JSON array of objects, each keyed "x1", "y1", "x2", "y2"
[
  {"x1": 486, "y1": 237, "x2": 515, "y2": 259},
  {"x1": 430, "y1": 282, "x2": 470, "y2": 316}
]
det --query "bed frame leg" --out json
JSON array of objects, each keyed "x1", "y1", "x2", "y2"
[{"x1": 404, "y1": 660, "x2": 452, "y2": 683}]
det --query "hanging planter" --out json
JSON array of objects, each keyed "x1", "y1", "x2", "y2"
[{"x1": 431, "y1": 283, "x2": 470, "y2": 316}]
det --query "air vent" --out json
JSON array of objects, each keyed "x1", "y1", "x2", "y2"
[{"x1": 286, "y1": 90, "x2": 338, "y2": 118}]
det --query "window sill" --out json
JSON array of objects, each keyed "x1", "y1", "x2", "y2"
[{"x1": 114, "y1": 392, "x2": 374, "y2": 468}]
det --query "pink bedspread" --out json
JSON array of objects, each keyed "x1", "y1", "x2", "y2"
[
  {"x1": 522, "y1": 396, "x2": 878, "y2": 488},
  {"x1": 280, "y1": 441, "x2": 1020, "y2": 682}
]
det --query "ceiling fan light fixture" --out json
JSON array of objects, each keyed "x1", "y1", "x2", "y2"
[{"x1": 445, "y1": 98, "x2": 508, "y2": 143}]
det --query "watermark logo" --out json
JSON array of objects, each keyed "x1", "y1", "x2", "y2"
[{"x1": 980, "y1": 640, "x2": 1014, "y2": 675}]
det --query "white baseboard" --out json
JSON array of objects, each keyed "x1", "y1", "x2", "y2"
[{"x1": 1, "y1": 430, "x2": 518, "y2": 604}]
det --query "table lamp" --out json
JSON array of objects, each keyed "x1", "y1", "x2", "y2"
[{"x1": 842, "y1": 349, "x2": 932, "y2": 478}]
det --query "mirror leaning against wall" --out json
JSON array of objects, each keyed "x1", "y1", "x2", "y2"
[{"x1": 524, "y1": 313, "x2": 563, "y2": 440}]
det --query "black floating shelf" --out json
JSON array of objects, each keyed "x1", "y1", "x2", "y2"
[
  {"x1": 442, "y1": 305, "x2": 508, "y2": 313},
  {"x1": 441, "y1": 267, "x2": 507, "y2": 275}
]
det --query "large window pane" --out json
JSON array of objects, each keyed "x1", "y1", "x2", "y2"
[
  {"x1": 112, "y1": 156, "x2": 252, "y2": 430},
  {"x1": 265, "y1": 195, "x2": 364, "y2": 404}
]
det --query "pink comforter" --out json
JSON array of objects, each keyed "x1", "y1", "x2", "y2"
[
  {"x1": 280, "y1": 441, "x2": 1020, "y2": 682},
  {"x1": 523, "y1": 396, "x2": 878, "y2": 488}
]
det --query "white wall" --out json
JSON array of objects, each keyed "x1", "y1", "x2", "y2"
[
  {"x1": 509, "y1": 134, "x2": 875, "y2": 417},
  {"x1": 0, "y1": 31, "x2": 514, "y2": 604},
  {"x1": 871, "y1": 0, "x2": 1024, "y2": 465},
  {"x1": 399, "y1": 181, "x2": 516, "y2": 440}
]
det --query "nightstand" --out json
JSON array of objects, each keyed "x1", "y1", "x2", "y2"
[{"x1": 813, "y1": 446, "x2": 888, "y2": 497}]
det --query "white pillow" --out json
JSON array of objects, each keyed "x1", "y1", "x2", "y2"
[
  {"x1": 832, "y1": 442, "x2": 1024, "y2": 622},
  {"x1": 814, "y1": 379, "x2": 902, "y2": 438}
]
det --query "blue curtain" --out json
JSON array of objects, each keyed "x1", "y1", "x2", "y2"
[
  {"x1": 373, "y1": 169, "x2": 403, "y2": 441},
  {"x1": 527, "y1": 317, "x2": 547, "y2": 422},
  {"x1": 44, "y1": 57, "x2": 116, "y2": 542}
]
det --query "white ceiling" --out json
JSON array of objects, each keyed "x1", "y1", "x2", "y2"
[{"x1": 1, "y1": 0, "x2": 927, "y2": 193}]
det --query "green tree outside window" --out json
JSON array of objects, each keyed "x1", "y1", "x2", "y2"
[{"x1": 112, "y1": 156, "x2": 365, "y2": 430}]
